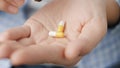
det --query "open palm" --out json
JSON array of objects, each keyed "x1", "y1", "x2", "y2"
[{"x1": 0, "y1": 0, "x2": 107, "y2": 66}]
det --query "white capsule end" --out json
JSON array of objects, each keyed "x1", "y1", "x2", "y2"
[
  {"x1": 49, "y1": 31, "x2": 56, "y2": 37},
  {"x1": 58, "y1": 21, "x2": 65, "y2": 26}
]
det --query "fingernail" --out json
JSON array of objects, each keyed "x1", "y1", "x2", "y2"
[{"x1": 8, "y1": 6, "x2": 18, "y2": 13}]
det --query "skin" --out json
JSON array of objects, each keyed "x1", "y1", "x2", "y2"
[
  {"x1": 0, "y1": 0, "x2": 25, "y2": 14},
  {"x1": 106, "y1": 0, "x2": 120, "y2": 26},
  {"x1": 0, "y1": 0, "x2": 119, "y2": 66}
]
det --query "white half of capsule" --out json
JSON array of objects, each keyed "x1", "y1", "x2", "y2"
[
  {"x1": 49, "y1": 31, "x2": 56, "y2": 36},
  {"x1": 58, "y1": 21, "x2": 65, "y2": 26}
]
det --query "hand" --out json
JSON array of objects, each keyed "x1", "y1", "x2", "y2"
[
  {"x1": 0, "y1": 0, "x2": 107, "y2": 66},
  {"x1": 0, "y1": 0, "x2": 25, "y2": 14}
]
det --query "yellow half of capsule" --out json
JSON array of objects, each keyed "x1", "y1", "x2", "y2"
[
  {"x1": 57, "y1": 26, "x2": 64, "y2": 32},
  {"x1": 56, "y1": 32, "x2": 64, "y2": 38}
]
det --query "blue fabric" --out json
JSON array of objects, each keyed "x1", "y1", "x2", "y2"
[{"x1": 0, "y1": 8, "x2": 26, "y2": 32}]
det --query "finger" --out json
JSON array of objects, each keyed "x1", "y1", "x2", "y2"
[
  {"x1": 0, "y1": 41, "x2": 23, "y2": 58},
  {"x1": 65, "y1": 19, "x2": 107, "y2": 60},
  {"x1": 0, "y1": 0, "x2": 18, "y2": 14},
  {"x1": 18, "y1": 38, "x2": 35, "y2": 46},
  {"x1": 10, "y1": 44, "x2": 64, "y2": 66},
  {"x1": 10, "y1": 40, "x2": 77, "y2": 66},
  {"x1": 0, "y1": 25, "x2": 30, "y2": 42},
  {"x1": 10, "y1": 42, "x2": 81, "y2": 66},
  {"x1": 5, "y1": 0, "x2": 25, "y2": 7}
]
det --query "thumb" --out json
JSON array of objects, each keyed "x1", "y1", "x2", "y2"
[
  {"x1": 65, "y1": 19, "x2": 107, "y2": 60},
  {"x1": 65, "y1": 37, "x2": 95, "y2": 60}
]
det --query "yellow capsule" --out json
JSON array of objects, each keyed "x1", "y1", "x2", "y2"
[
  {"x1": 49, "y1": 31, "x2": 64, "y2": 38},
  {"x1": 57, "y1": 21, "x2": 65, "y2": 32},
  {"x1": 56, "y1": 32, "x2": 64, "y2": 38}
]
